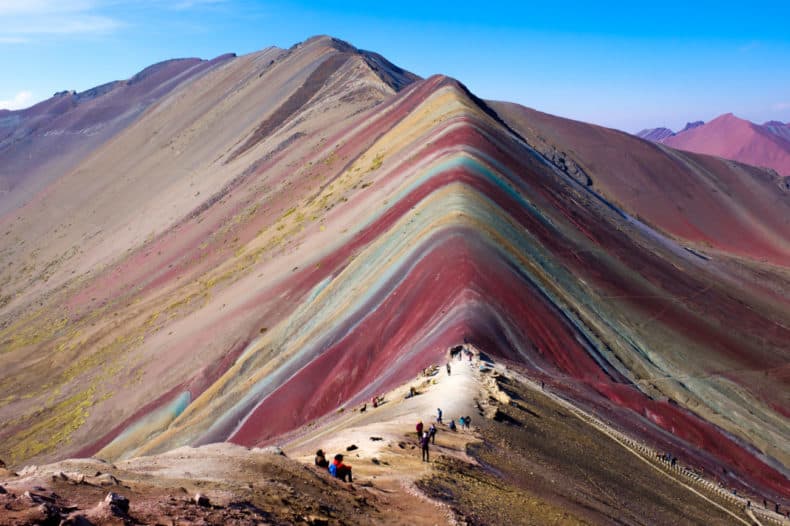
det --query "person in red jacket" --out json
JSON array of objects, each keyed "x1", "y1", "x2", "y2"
[
  {"x1": 416, "y1": 420, "x2": 424, "y2": 439},
  {"x1": 331, "y1": 454, "x2": 352, "y2": 483}
]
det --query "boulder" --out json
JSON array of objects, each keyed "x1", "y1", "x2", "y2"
[
  {"x1": 61, "y1": 514, "x2": 95, "y2": 526},
  {"x1": 37, "y1": 502, "x2": 60, "y2": 523},
  {"x1": 103, "y1": 492, "x2": 129, "y2": 514},
  {"x1": 95, "y1": 473, "x2": 120, "y2": 486},
  {"x1": 194, "y1": 492, "x2": 210, "y2": 507},
  {"x1": 255, "y1": 446, "x2": 285, "y2": 456}
]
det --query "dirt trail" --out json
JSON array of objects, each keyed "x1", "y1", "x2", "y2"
[{"x1": 282, "y1": 349, "x2": 485, "y2": 524}]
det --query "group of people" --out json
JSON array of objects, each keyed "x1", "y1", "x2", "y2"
[
  {"x1": 449, "y1": 344, "x2": 474, "y2": 362},
  {"x1": 447, "y1": 414, "x2": 471, "y2": 431},
  {"x1": 315, "y1": 449, "x2": 353, "y2": 482},
  {"x1": 371, "y1": 394, "x2": 385, "y2": 408},
  {"x1": 658, "y1": 452, "x2": 677, "y2": 466},
  {"x1": 415, "y1": 408, "x2": 475, "y2": 461}
]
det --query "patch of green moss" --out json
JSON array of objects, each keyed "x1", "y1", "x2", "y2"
[{"x1": 6, "y1": 385, "x2": 95, "y2": 464}]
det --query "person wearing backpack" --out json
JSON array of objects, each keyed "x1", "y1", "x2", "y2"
[
  {"x1": 429, "y1": 423, "x2": 437, "y2": 444},
  {"x1": 331, "y1": 454, "x2": 352, "y2": 482}
]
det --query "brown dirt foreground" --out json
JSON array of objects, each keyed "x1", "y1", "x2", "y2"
[{"x1": 0, "y1": 444, "x2": 441, "y2": 526}]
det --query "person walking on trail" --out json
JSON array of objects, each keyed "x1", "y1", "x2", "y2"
[
  {"x1": 416, "y1": 420, "x2": 424, "y2": 439},
  {"x1": 429, "y1": 423, "x2": 437, "y2": 444},
  {"x1": 330, "y1": 454, "x2": 353, "y2": 482},
  {"x1": 464, "y1": 415, "x2": 471, "y2": 429},
  {"x1": 446, "y1": 362, "x2": 451, "y2": 375},
  {"x1": 420, "y1": 432, "x2": 431, "y2": 461},
  {"x1": 437, "y1": 407, "x2": 443, "y2": 423},
  {"x1": 449, "y1": 419, "x2": 457, "y2": 431}
]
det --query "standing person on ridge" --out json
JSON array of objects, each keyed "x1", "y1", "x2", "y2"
[
  {"x1": 437, "y1": 408, "x2": 442, "y2": 423},
  {"x1": 420, "y1": 431, "x2": 431, "y2": 462},
  {"x1": 429, "y1": 423, "x2": 437, "y2": 444},
  {"x1": 416, "y1": 420, "x2": 424, "y2": 439},
  {"x1": 446, "y1": 362, "x2": 451, "y2": 375}
]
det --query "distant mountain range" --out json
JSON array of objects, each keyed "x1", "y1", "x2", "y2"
[{"x1": 637, "y1": 114, "x2": 790, "y2": 176}]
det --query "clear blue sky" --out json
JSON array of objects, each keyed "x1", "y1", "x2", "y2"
[{"x1": 1, "y1": 0, "x2": 789, "y2": 132}]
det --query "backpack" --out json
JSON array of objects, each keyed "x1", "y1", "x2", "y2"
[{"x1": 328, "y1": 463, "x2": 337, "y2": 477}]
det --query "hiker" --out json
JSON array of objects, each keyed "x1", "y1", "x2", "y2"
[
  {"x1": 463, "y1": 415, "x2": 471, "y2": 429},
  {"x1": 437, "y1": 407, "x2": 443, "y2": 422},
  {"x1": 360, "y1": 403, "x2": 367, "y2": 413},
  {"x1": 449, "y1": 419, "x2": 456, "y2": 431},
  {"x1": 315, "y1": 449, "x2": 329, "y2": 468},
  {"x1": 372, "y1": 396, "x2": 378, "y2": 408},
  {"x1": 541, "y1": 380, "x2": 545, "y2": 390},
  {"x1": 330, "y1": 454, "x2": 353, "y2": 482},
  {"x1": 416, "y1": 420, "x2": 424, "y2": 439},
  {"x1": 446, "y1": 362, "x2": 451, "y2": 375},
  {"x1": 420, "y1": 431, "x2": 430, "y2": 462},
  {"x1": 429, "y1": 423, "x2": 437, "y2": 444}
]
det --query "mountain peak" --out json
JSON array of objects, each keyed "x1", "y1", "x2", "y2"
[
  {"x1": 680, "y1": 120, "x2": 704, "y2": 133},
  {"x1": 710, "y1": 112, "x2": 742, "y2": 123},
  {"x1": 297, "y1": 34, "x2": 357, "y2": 53},
  {"x1": 636, "y1": 127, "x2": 674, "y2": 142}
]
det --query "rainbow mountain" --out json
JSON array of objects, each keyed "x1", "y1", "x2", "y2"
[{"x1": 1, "y1": 36, "x2": 788, "y2": 516}]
